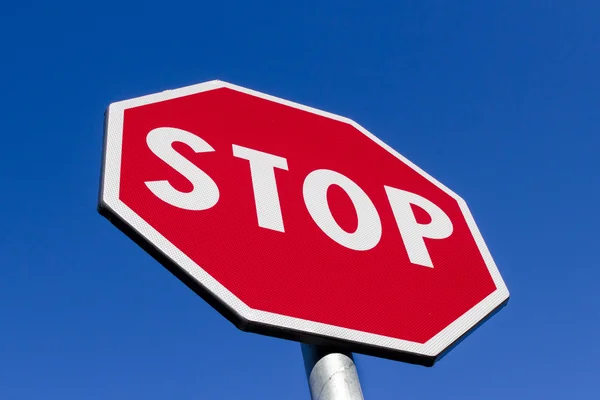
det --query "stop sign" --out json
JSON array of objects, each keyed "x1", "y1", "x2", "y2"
[{"x1": 99, "y1": 80, "x2": 509, "y2": 366}]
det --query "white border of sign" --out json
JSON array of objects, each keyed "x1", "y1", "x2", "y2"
[{"x1": 99, "y1": 80, "x2": 509, "y2": 366}]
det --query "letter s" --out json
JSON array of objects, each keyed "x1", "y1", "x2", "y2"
[{"x1": 145, "y1": 127, "x2": 219, "y2": 211}]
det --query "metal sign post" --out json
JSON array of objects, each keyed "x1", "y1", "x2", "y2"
[{"x1": 301, "y1": 344, "x2": 364, "y2": 400}]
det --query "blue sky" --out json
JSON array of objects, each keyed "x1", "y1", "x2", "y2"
[{"x1": 1, "y1": 1, "x2": 599, "y2": 399}]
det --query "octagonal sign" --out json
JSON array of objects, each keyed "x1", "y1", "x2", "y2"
[{"x1": 98, "y1": 80, "x2": 509, "y2": 366}]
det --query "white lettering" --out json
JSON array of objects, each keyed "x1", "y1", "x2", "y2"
[
  {"x1": 303, "y1": 169, "x2": 382, "y2": 251},
  {"x1": 232, "y1": 145, "x2": 289, "y2": 232},
  {"x1": 145, "y1": 127, "x2": 219, "y2": 211},
  {"x1": 384, "y1": 186, "x2": 453, "y2": 268}
]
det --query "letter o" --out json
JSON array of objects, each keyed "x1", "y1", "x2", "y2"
[{"x1": 303, "y1": 169, "x2": 382, "y2": 251}]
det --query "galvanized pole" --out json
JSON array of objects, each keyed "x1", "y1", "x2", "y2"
[{"x1": 301, "y1": 344, "x2": 365, "y2": 400}]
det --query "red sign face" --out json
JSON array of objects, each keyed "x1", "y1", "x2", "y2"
[{"x1": 99, "y1": 81, "x2": 509, "y2": 366}]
